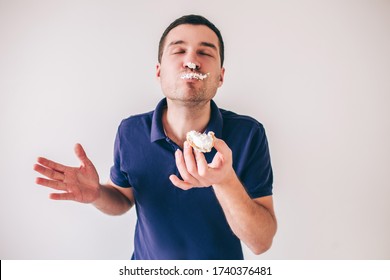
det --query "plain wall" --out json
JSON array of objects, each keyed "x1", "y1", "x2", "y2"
[{"x1": 1, "y1": 0, "x2": 389, "y2": 259}]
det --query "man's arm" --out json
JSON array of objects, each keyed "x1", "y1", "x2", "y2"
[
  {"x1": 93, "y1": 180, "x2": 134, "y2": 215},
  {"x1": 169, "y1": 139, "x2": 277, "y2": 254},
  {"x1": 34, "y1": 143, "x2": 134, "y2": 216},
  {"x1": 212, "y1": 175, "x2": 277, "y2": 254}
]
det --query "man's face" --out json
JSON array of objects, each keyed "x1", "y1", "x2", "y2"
[{"x1": 156, "y1": 24, "x2": 225, "y2": 105}]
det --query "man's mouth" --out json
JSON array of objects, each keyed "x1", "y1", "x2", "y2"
[{"x1": 180, "y1": 72, "x2": 210, "y2": 80}]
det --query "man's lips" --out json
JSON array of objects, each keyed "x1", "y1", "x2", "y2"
[{"x1": 180, "y1": 72, "x2": 210, "y2": 80}]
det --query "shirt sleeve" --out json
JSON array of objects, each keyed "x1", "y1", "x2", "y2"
[
  {"x1": 110, "y1": 123, "x2": 132, "y2": 188},
  {"x1": 239, "y1": 124, "x2": 273, "y2": 199}
]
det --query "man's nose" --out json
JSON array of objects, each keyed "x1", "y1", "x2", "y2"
[
  {"x1": 183, "y1": 52, "x2": 200, "y2": 70},
  {"x1": 183, "y1": 61, "x2": 200, "y2": 70}
]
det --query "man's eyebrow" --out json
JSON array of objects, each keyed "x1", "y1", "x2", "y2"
[
  {"x1": 200, "y1": 41, "x2": 217, "y2": 50},
  {"x1": 166, "y1": 40, "x2": 217, "y2": 50},
  {"x1": 166, "y1": 40, "x2": 185, "y2": 48}
]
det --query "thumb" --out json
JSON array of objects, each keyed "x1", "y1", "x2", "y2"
[
  {"x1": 213, "y1": 138, "x2": 230, "y2": 156},
  {"x1": 74, "y1": 143, "x2": 90, "y2": 167},
  {"x1": 209, "y1": 138, "x2": 232, "y2": 168}
]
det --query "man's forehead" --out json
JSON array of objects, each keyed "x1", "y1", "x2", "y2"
[{"x1": 164, "y1": 24, "x2": 219, "y2": 48}]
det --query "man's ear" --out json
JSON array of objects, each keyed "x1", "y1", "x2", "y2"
[
  {"x1": 156, "y1": 63, "x2": 161, "y2": 80},
  {"x1": 218, "y1": 67, "x2": 225, "y2": 87}
]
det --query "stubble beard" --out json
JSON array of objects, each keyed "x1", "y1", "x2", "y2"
[{"x1": 164, "y1": 76, "x2": 219, "y2": 107}]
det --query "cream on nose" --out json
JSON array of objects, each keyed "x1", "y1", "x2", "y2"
[{"x1": 185, "y1": 62, "x2": 198, "y2": 70}]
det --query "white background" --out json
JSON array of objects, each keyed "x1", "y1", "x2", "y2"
[{"x1": 1, "y1": 0, "x2": 389, "y2": 259}]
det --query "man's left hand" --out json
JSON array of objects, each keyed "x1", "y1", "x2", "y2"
[{"x1": 169, "y1": 138, "x2": 236, "y2": 190}]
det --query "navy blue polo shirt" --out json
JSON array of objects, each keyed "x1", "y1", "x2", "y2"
[{"x1": 110, "y1": 98, "x2": 273, "y2": 260}]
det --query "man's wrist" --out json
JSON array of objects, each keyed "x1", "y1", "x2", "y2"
[
  {"x1": 92, "y1": 184, "x2": 104, "y2": 206},
  {"x1": 212, "y1": 168, "x2": 239, "y2": 190}
]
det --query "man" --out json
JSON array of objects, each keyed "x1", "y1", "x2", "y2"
[{"x1": 34, "y1": 15, "x2": 277, "y2": 260}]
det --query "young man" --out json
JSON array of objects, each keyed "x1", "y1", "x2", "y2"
[{"x1": 34, "y1": 15, "x2": 277, "y2": 260}]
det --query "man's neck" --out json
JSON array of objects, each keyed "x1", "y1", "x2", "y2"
[{"x1": 162, "y1": 99, "x2": 211, "y2": 148}]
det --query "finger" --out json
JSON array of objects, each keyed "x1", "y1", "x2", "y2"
[
  {"x1": 169, "y1": 174, "x2": 193, "y2": 190},
  {"x1": 212, "y1": 138, "x2": 231, "y2": 155},
  {"x1": 50, "y1": 192, "x2": 75, "y2": 201},
  {"x1": 34, "y1": 163, "x2": 65, "y2": 181},
  {"x1": 174, "y1": 149, "x2": 197, "y2": 184},
  {"x1": 209, "y1": 152, "x2": 224, "y2": 169},
  {"x1": 74, "y1": 143, "x2": 92, "y2": 167},
  {"x1": 35, "y1": 177, "x2": 67, "y2": 191},
  {"x1": 209, "y1": 138, "x2": 232, "y2": 168},
  {"x1": 193, "y1": 149, "x2": 209, "y2": 177},
  {"x1": 183, "y1": 141, "x2": 200, "y2": 178},
  {"x1": 36, "y1": 157, "x2": 67, "y2": 172}
]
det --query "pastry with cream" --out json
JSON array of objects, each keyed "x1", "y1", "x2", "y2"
[{"x1": 186, "y1": 131, "x2": 215, "y2": 153}]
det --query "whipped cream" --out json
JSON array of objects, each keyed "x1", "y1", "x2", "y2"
[
  {"x1": 186, "y1": 62, "x2": 197, "y2": 69},
  {"x1": 186, "y1": 131, "x2": 215, "y2": 153},
  {"x1": 180, "y1": 72, "x2": 210, "y2": 80}
]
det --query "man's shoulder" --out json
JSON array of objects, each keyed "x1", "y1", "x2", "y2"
[
  {"x1": 119, "y1": 110, "x2": 154, "y2": 128},
  {"x1": 220, "y1": 108, "x2": 264, "y2": 131}
]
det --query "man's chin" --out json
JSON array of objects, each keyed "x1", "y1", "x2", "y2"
[{"x1": 166, "y1": 96, "x2": 210, "y2": 107}]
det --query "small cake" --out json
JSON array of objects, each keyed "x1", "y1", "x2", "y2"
[{"x1": 186, "y1": 131, "x2": 215, "y2": 153}]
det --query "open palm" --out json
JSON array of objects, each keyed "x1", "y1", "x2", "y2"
[{"x1": 34, "y1": 143, "x2": 100, "y2": 203}]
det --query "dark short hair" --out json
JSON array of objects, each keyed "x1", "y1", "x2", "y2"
[{"x1": 158, "y1": 14, "x2": 225, "y2": 66}]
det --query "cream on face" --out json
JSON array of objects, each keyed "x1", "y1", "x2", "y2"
[
  {"x1": 180, "y1": 72, "x2": 209, "y2": 80},
  {"x1": 181, "y1": 62, "x2": 210, "y2": 80},
  {"x1": 186, "y1": 62, "x2": 197, "y2": 70}
]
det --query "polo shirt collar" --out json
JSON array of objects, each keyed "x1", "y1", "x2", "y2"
[
  {"x1": 150, "y1": 98, "x2": 223, "y2": 143},
  {"x1": 206, "y1": 99, "x2": 223, "y2": 138}
]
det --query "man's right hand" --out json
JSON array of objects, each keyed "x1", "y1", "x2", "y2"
[{"x1": 34, "y1": 143, "x2": 100, "y2": 203}]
